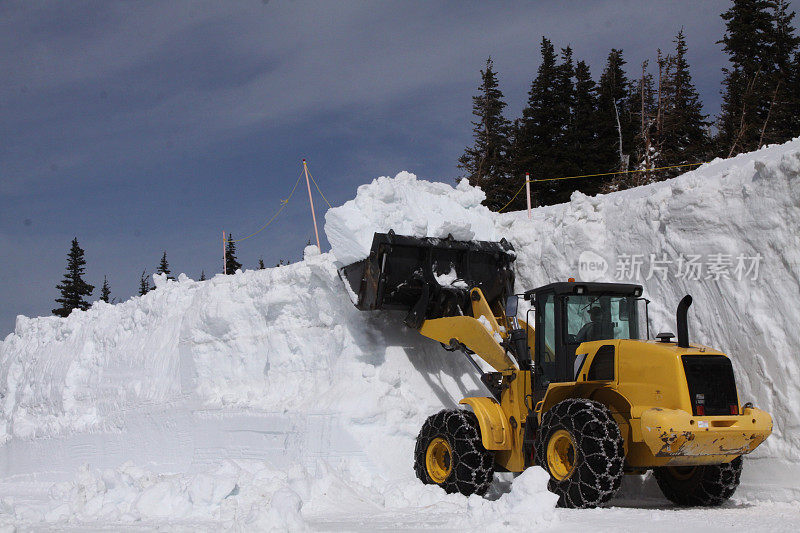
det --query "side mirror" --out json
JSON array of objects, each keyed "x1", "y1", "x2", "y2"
[{"x1": 505, "y1": 295, "x2": 518, "y2": 318}]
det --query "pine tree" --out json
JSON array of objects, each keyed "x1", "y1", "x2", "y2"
[
  {"x1": 717, "y1": 0, "x2": 778, "y2": 155},
  {"x1": 100, "y1": 276, "x2": 111, "y2": 303},
  {"x1": 554, "y1": 46, "x2": 576, "y2": 161},
  {"x1": 52, "y1": 238, "x2": 95, "y2": 317},
  {"x1": 545, "y1": 46, "x2": 582, "y2": 204},
  {"x1": 763, "y1": 0, "x2": 800, "y2": 145},
  {"x1": 156, "y1": 251, "x2": 174, "y2": 280},
  {"x1": 790, "y1": 50, "x2": 800, "y2": 135},
  {"x1": 596, "y1": 49, "x2": 634, "y2": 189},
  {"x1": 661, "y1": 29, "x2": 709, "y2": 170},
  {"x1": 224, "y1": 234, "x2": 242, "y2": 274},
  {"x1": 570, "y1": 60, "x2": 600, "y2": 181},
  {"x1": 139, "y1": 270, "x2": 151, "y2": 295},
  {"x1": 199, "y1": 270, "x2": 206, "y2": 281},
  {"x1": 510, "y1": 38, "x2": 563, "y2": 207},
  {"x1": 458, "y1": 57, "x2": 512, "y2": 211},
  {"x1": 258, "y1": 257, "x2": 266, "y2": 269}
]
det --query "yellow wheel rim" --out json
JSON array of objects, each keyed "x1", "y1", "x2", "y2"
[
  {"x1": 667, "y1": 465, "x2": 697, "y2": 480},
  {"x1": 426, "y1": 437, "x2": 453, "y2": 484},
  {"x1": 547, "y1": 429, "x2": 578, "y2": 481}
]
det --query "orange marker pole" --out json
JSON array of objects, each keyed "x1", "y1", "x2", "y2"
[
  {"x1": 525, "y1": 172, "x2": 532, "y2": 219},
  {"x1": 303, "y1": 159, "x2": 321, "y2": 251},
  {"x1": 222, "y1": 230, "x2": 227, "y2": 275}
]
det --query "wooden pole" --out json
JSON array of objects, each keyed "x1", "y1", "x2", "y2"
[
  {"x1": 525, "y1": 172, "x2": 532, "y2": 219},
  {"x1": 222, "y1": 230, "x2": 227, "y2": 275},
  {"x1": 302, "y1": 159, "x2": 321, "y2": 251}
]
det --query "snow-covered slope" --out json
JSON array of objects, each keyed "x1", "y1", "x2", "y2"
[
  {"x1": 0, "y1": 248, "x2": 486, "y2": 469},
  {"x1": 326, "y1": 139, "x2": 800, "y2": 462},
  {"x1": 498, "y1": 143, "x2": 800, "y2": 462},
  {"x1": 1, "y1": 138, "x2": 799, "y2": 528},
  {"x1": 325, "y1": 171, "x2": 500, "y2": 264}
]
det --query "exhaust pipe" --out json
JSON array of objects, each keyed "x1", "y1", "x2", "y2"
[{"x1": 676, "y1": 295, "x2": 693, "y2": 348}]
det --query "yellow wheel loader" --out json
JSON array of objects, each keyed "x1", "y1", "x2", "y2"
[{"x1": 341, "y1": 232, "x2": 773, "y2": 508}]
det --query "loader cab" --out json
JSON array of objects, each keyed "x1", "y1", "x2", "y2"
[{"x1": 525, "y1": 282, "x2": 644, "y2": 399}]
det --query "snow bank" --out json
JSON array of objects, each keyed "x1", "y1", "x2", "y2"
[
  {"x1": 36, "y1": 462, "x2": 248, "y2": 525},
  {"x1": 323, "y1": 138, "x2": 800, "y2": 462},
  {"x1": 9, "y1": 460, "x2": 317, "y2": 529},
  {"x1": 4, "y1": 461, "x2": 558, "y2": 529},
  {"x1": 1, "y1": 249, "x2": 504, "y2": 527},
  {"x1": 494, "y1": 140, "x2": 800, "y2": 461},
  {"x1": 1, "y1": 138, "x2": 799, "y2": 528},
  {"x1": 0, "y1": 251, "x2": 481, "y2": 471},
  {"x1": 324, "y1": 171, "x2": 498, "y2": 264}
]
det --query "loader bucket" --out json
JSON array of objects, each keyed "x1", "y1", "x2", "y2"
[{"x1": 340, "y1": 231, "x2": 516, "y2": 328}]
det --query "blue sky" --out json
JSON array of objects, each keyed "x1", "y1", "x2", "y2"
[{"x1": 1, "y1": 0, "x2": 786, "y2": 335}]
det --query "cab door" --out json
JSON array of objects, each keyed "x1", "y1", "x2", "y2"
[{"x1": 533, "y1": 290, "x2": 561, "y2": 402}]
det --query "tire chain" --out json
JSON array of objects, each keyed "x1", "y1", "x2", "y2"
[
  {"x1": 653, "y1": 456, "x2": 743, "y2": 506},
  {"x1": 413, "y1": 409, "x2": 495, "y2": 496},
  {"x1": 535, "y1": 398, "x2": 625, "y2": 508}
]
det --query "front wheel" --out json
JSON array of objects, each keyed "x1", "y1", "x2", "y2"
[
  {"x1": 535, "y1": 398, "x2": 625, "y2": 508},
  {"x1": 413, "y1": 409, "x2": 495, "y2": 496},
  {"x1": 653, "y1": 456, "x2": 743, "y2": 506}
]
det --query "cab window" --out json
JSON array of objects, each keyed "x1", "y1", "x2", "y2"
[{"x1": 564, "y1": 295, "x2": 638, "y2": 345}]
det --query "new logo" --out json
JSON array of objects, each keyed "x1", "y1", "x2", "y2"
[{"x1": 578, "y1": 251, "x2": 608, "y2": 281}]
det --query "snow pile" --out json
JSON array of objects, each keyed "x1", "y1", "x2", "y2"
[
  {"x1": 1, "y1": 273, "x2": 193, "y2": 441},
  {"x1": 434, "y1": 267, "x2": 469, "y2": 289},
  {"x1": 8, "y1": 460, "x2": 310, "y2": 529},
  {"x1": 1, "y1": 138, "x2": 799, "y2": 527},
  {"x1": 0, "y1": 248, "x2": 505, "y2": 527},
  {"x1": 36, "y1": 462, "x2": 244, "y2": 524},
  {"x1": 461, "y1": 468, "x2": 558, "y2": 528},
  {"x1": 492, "y1": 139, "x2": 800, "y2": 461},
  {"x1": 0, "y1": 249, "x2": 479, "y2": 472},
  {"x1": 325, "y1": 171, "x2": 498, "y2": 264},
  {"x1": 4, "y1": 461, "x2": 558, "y2": 530},
  {"x1": 323, "y1": 139, "x2": 800, "y2": 461}
]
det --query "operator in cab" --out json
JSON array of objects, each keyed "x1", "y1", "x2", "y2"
[{"x1": 575, "y1": 306, "x2": 603, "y2": 344}]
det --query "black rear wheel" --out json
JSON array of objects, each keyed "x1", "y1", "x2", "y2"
[
  {"x1": 413, "y1": 409, "x2": 495, "y2": 496},
  {"x1": 653, "y1": 456, "x2": 743, "y2": 506},
  {"x1": 535, "y1": 398, "x2": 625, "y2": 508}
]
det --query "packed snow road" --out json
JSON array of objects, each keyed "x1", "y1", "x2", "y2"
[
  {"x1": 0, "y1": 428, "x2": 798, "y2": 530},
  {"x1": 1, "y1": 139, "x2": 798, "y2": 529}
]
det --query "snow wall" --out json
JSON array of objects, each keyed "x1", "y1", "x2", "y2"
[
  {"x1": 0, "y1": 138, "x2": 798, "y2": 526},
  {"x1": 326, "y1": 141, "x2": 800, "y2": 461}
]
